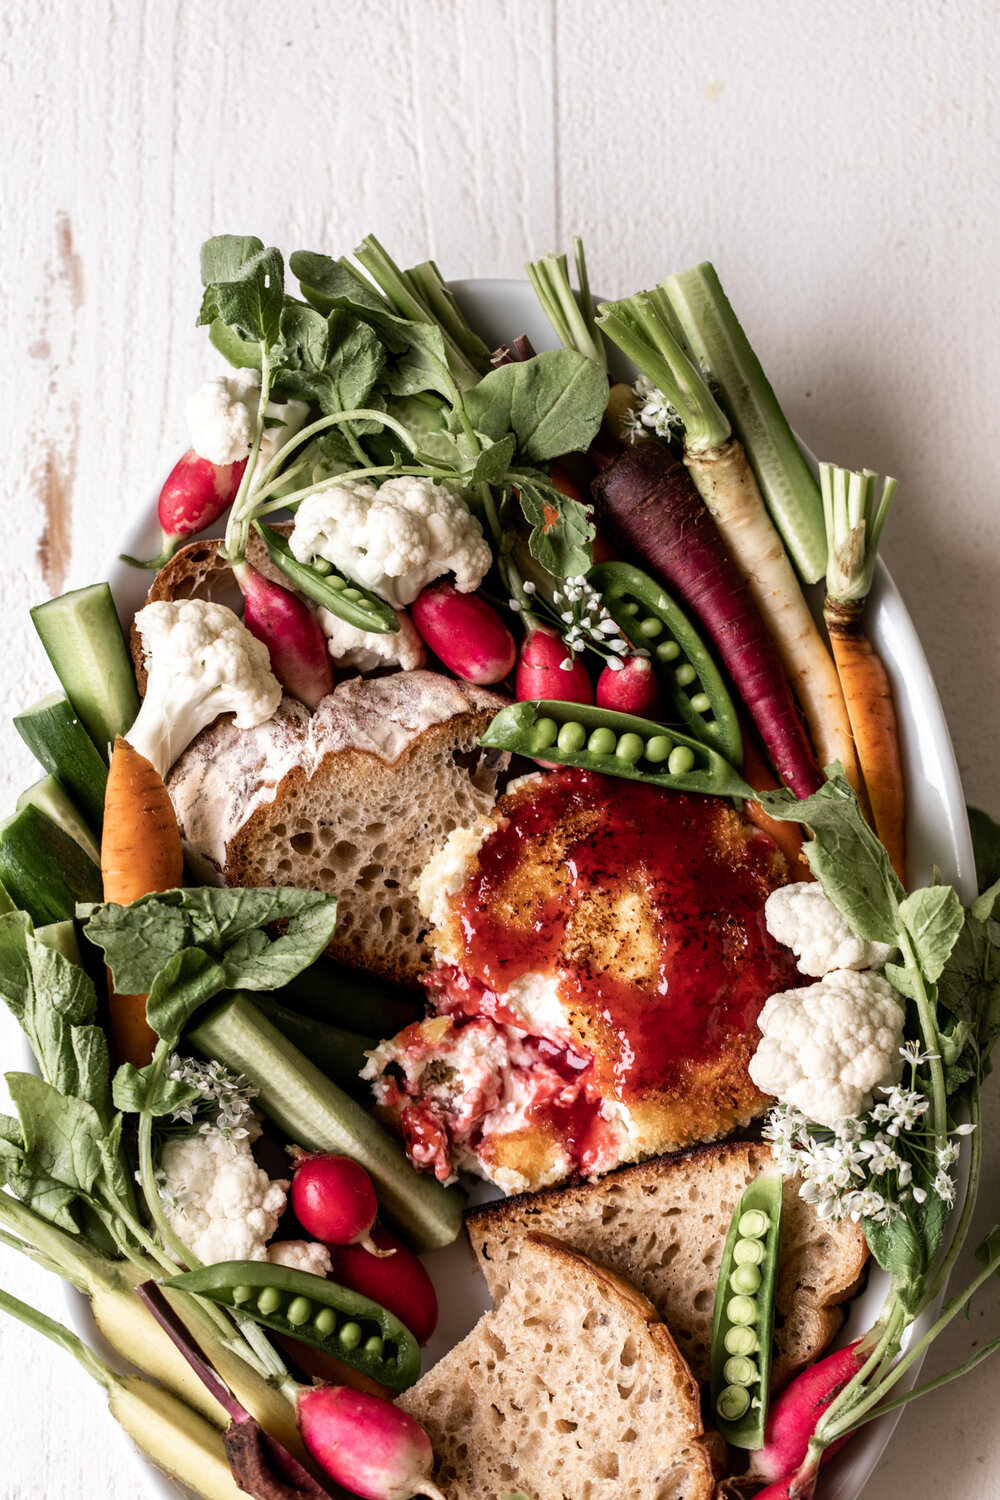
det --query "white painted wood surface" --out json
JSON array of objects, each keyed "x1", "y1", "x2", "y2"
[{"x1": 3, "y1": 0, "x2": 1000, "y2": 1494}]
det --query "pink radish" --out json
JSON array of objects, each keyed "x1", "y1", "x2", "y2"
[
  {"x1": 122, "y1": 449, "x2": 247, "y2": 570},
  {"x1": 595, "y1": 655, "x2": 662, "y2": 716},
  {"x1": 233, "y1": 561, "x2": 333, "y2": 711},
  {"x1": 516, "y1": 623, "x2": 593, "y2": 704},
  {"x1": 591, "y1": 441, "x2": 823, "y2": 797},
  {"x1": 328, "y1": 1227, "x2": 438, "y2": 1345},
  {"x1": 290, "y1": 1152, "x2": 392, "y2": 1258},
  {"x1": 297, "y1": 1386, "x2": 445, "y2": 1500},
  {"x1": 410, "y1": 581, "x2": 516, "y2": 685},
  {"x1": 743, "y1": 1339, "x2": 866, "y2": 1489}
]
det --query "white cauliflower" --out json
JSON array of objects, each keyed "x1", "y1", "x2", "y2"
[
  {"x1": 317, "y1": 604, "x2": 426, "y2": 673},
  {"x1": 160, "y1": 1132, "x2": 288, "y2": 1264},
  {"x1": 186, "y1": 368, "x2": 309, "y2": 470},
  {"x1": 749, "y1": 969, "x2": 906, "y2": 1128},
  {"x1": 289, "y1": 475, "x2": 491, "y2": 607},
  {"x1": 266, "y1": 1240, "x2": 333, "y2": 1277},
  {"x1": 128, "y1": 599, "x2": 282, "y2": 778},
  {"x1": 765, "y1": 883, "x2": 894, "y2": 977}
]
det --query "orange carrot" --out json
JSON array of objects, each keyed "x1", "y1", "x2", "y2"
[
  {"x1": 825, "y1": 601, "x2": 905, "y2": 884},
  {"x1": 101, "y1": 735, "x2": 184, "y2": 1067},
  {"x1": 741, "y1": 731, "x2": 813, "y2": 883},
  {"x1": 820, "y1": 464, "x2": 905, "y2": 886}
]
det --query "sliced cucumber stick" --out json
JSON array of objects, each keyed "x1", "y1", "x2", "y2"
[
  {"x1": 31, "y1": 582, "x2": 140, "y2": 756},
  {"x1": 14, "y1": 694, "x2": 108, "y2": 831},
  {"x1": 189, "y1": 994, "x2": 465, "y2": 1252},
  {"x1": 0, "y1": 804, "x2": 102, "y2": 925},
  {"x1": 17, "y1": 775, "x2": 101, "y2": 864}
]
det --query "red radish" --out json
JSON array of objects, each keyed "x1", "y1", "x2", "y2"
[
  {"x1": 595, "y1": 655, "x2": 662, "y2": 716},
  {"x1": 233, "y1": 561, "x2": 333, "y2": 711},
  {"x1": 516, "y1": 623, "x2": 593, "y2": 704},
  {"x1": 122, "y1": 449, "x2": 247, "y2": 569},
  {"x1": 591, "y1": 442, "x2": 823, "y2": 797},
  {"x1": 410, "y1": 582, "x2": 516, "y2": 685},
  {"x1": 744, "y1": 1339, "x2": 866, "y2": 1488},
  {"x1": 290, "y1": 1152, "x2": 391, "y2": 1258},
  {"x1": 328, "y1": 1227, "x2": 438, "y2": 1345},
  {"x1": 297, "y1": 1386, "x2": 445, "y2": 1500}
]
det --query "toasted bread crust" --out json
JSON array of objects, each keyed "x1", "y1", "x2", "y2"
[
  {"x1": 465, "y1": 1140, "x2": 868, "y2": 1391},
  {"x1": 399, "y1": 1233, "x2": 721, "y2": 1500}
]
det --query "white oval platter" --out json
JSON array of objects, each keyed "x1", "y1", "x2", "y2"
[{"x1": 79, "y1": 277, "x2": 975, "y2": 1500}]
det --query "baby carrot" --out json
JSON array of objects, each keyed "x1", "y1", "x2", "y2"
[
  {"x1": 101, "y1": 735, "x2": 184, "y2": 1066},
  {"x1": 741, "y1": 730, "x2": 813, "y2": 883}
]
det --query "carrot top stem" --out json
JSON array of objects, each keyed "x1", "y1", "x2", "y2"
[{"x1": 820, "y1": 463, "x2": 897, "y2": 602}]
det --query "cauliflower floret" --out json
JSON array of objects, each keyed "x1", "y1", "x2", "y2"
[
  {"x1": 289, "y1": 475, "x2": 492, "y2": 608},
  {"x1": 160, "y1": 1132, "x2": 288, "y2": 1264},
  {"x1": 266, "y1": 1240, "x2": 333, "y2": 1278},
  {"x1": 186, "y1": 368, "x2": 309, "y2": 470},
  {"x1": 765, "y1": 883, "x2": 894, "y2": 977},
  {"x1": 128, "y1": 599, "x2": 282, "y2": 778},
  {"x1": 317, "y1": 605, "x2": 426, "y2": 673},
  {"x1": 749, "y1": 969, "x2": 906, "y2": 1128}
]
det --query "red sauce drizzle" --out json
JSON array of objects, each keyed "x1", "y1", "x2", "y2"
[{"x1": 451, "y1": 769, "x2": 800, "y2": 1104}]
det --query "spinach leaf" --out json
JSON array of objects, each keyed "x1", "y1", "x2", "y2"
[
  {"x1": 198, "y1": 235, "x2": 285, "y2": 351},
  {"x1": 515, "y1": 474, "x2": 595, "y2": 579},
  {"x1": 79, "y1": 886, "x2": 339, "y2": 1042},
  {"x1": 458, "y1": 349, "x2": 608, "y2": 463},
  {"x1": 751, "y1": 772, "x2": 903, "y2": 945}
]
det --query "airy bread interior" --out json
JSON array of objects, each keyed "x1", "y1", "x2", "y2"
[{"x1": 398, "y1": 1233, "x2": 721, "y2": 1500}]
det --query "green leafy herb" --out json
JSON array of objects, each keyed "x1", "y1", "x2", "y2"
[
  {"x1": 459, "y1": 349, "x2": 608, "y2": 463},
  {"x1": 5, "y1": 1074, "x2": 103, "y2": 1202},
  {"x1": 514, "y1": 474, "x2": 596, "y2": 579},
  {"x1": 79, "y1": 886, "x2": 339, "y2": 1042},
  {"x1": 197, "y1": 235, "x2": 285, "y2": 350},
  {"x1": 111, "y1": 1060, "x2": 200, "y2": 1119},
  {"x1": 898, "y1": 886, "x2": 965, "y2": 983}
]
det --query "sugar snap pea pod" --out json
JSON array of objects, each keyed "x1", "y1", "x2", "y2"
[
  {"x1": 162, "y1": 1261, "x2": 421, "y2": 1394},
  {"x1": 589, "y1": 560, "x2": 743, "y2": 766},
  {"x1": 479, "y1": 700, "x2": 750, "y2": 799},
  {"x1": 709, "y1": 1173, "x2": 783, "y2": 1448},
  {"x1": 253, "y1": 521, "x2": 399, "y2": 634}
]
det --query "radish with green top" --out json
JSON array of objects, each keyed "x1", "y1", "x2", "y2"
[
  {"x1": 234, "y1": 561, "x2": 334, "y2": 711},
  {"x1": 122, "y1": 450, "x2": 247, "y2": 571},
  {"x1": 590, "y1": 441, "x2": 822, "y2": 798},
  {"x1": 410, "y1": 581, "x2": 516, "y2": 684},
  {"x1": 596, "y1": 286, "x2": 860, "y2": 797}
]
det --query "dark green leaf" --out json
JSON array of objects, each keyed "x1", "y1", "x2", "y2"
[
  {"x1": 969, "y1": 806, "x2": 1000, "y2": 894},
  {"x1": 516, "y1": 476, "x2": 595, "y2": 579},
  {"x1": 937, "y1": 908, "x2": 1000, "y2": 1068},
  {"x1": 291, "y1": 252, "x2": 391, "y2": 323},
  {"x1": 976, "y1": 1225, "x2": 1000, "y2": 1271},
  {"x1": 208, "y1": 319, "x2": 263, "y2": 370},
  {"x1": 112, "y1": 1060, "x2": 200, "y2": 1119},
  {"x1": 198, "y1": 235, "x2": 284, "y2": 350},
  {"x1": 899, "y1": 886, "x2": 965, "y2": 982},
  {"x1": 6, "y1": 1073, "x2": 103, "y2": 1198},
  {"x1": 751, "y1": 773, "x2": 902, "y2": 944},
  {"x1": 469, "y1": 434, "x2": 516, "y2": 486},
  {"x1": 146, "y1": 949, "x2": 227, "y2": 1043},
  {"x1": 460, "y1": 349, "x2": 608, "y2": 462}
]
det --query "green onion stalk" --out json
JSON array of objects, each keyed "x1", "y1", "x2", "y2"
[{"x1": 526, "y1": 238, "x2": 608, "y2": 370}]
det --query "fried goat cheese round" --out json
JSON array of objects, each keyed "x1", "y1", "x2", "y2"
[{"x1": 363, "y1": 768, "x2": 801, "y2": 1194}]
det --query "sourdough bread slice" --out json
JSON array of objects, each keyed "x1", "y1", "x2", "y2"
[
  {"x1": 398, "y1": 1233, "x2": 722, "y2": 1500},
  {"x1": 164, "y1": 671, "x2": 509, "y2": 984},
  {"x1": 465, "y1": 1141, "x2": 867, "y2": 1391}
]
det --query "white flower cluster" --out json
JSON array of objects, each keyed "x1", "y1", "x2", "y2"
[
  {"x1": 549, "y1": 574, "x2": 637, "y2": 672},
  {"x1": 165, "y1": 1054, "x2": 259, "y2": 1141},
  {"x1": 623, "y1": 376, "x2": 685, "y2": 444},
  {"x1": 764, "y1": 1047, "x2": 973, "y2": 1226}
]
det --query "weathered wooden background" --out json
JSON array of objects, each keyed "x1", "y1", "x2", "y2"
[{"x1": 3, "y1": 1, "x2": 1000, "y2": 1495}]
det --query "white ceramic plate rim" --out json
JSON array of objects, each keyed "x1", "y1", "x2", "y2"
[{"x1": 68, "y1": 276, "x2": 975, "y2": 1500}]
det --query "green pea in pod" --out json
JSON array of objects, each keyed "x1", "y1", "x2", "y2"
[{"x1": 709, "y1": 1173, "x2": 783, "y2": 1448}]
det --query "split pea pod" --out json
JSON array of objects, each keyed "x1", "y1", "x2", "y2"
[
  {"x1": 589, "y1": 560, "x2": 743, "y2": 766},
  {"x1": 253, "y1": 521, "x2": 399, "y2": 634},
  {"x1": 162, "y1": 1261, "x2": 420, "y2": 1394},
  {"x1": 479, "y1": 699, "x2": 750, "y2": 799},
  {"x1": 709, "y1": 1173, "x2": 783, "y2": 1448}
]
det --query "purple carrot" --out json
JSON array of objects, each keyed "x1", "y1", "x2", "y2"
[
  {"x1": 234, "y1": 560, "x2": 334, "y2": 711},
  {"x1": 591, "y1": 441, "x2": 823, "y2": 796},
  {"x1": 122, "y1": 449, "x2": 247, "y2": 570}
]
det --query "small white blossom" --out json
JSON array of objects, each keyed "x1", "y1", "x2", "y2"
[{"x1": 933, "y1": 1169, "x2": 956, "y2": 1207}]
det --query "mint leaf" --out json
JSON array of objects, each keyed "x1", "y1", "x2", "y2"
[
  {"x1": 198, "y1": 235, "x2": 285, "y2": 350},
  {"x1": 751, "y1": 773, "x2": 902, "y2": 945},
  {"x1": 460, "y1": 349, "x2": 607, "y2": 462},
  {"x1": 899, "y1": 886, "x2": 965, "y2": 982}
]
